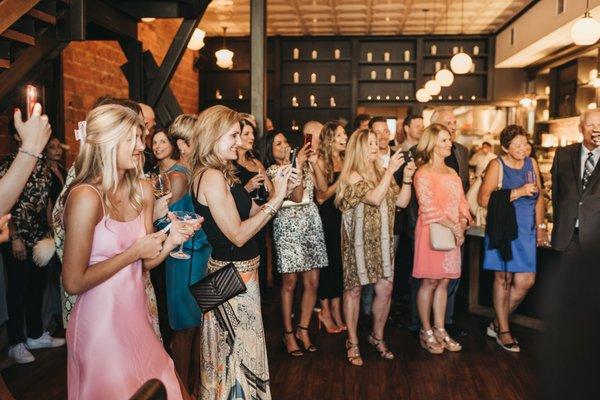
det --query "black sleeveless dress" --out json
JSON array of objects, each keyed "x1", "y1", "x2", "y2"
[{"x1": 318, "y1": 172, "x2": 344, "y2": 299}]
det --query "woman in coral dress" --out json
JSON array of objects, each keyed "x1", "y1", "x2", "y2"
[
  {"x1": 61, "y1": 104, "x2": 197, "y2": 400},
  {"x1": 412, "y1": 124, "x2": 471, "y2": 355}
]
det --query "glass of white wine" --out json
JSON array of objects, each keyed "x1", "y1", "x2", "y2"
[
  {"x1": 169, "y1": 210, "x2": 200, "y2": 260},
  {"x1": 150, "y1": 172, "x2": 171, "y2": 199}
]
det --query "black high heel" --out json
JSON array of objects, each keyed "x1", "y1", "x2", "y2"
[
  {"x1": 282, "y1": 331, "x2": 303, "y2": 357},
  {"x1": 295, "y1": 325, "x2": 318, "y2": 352}
]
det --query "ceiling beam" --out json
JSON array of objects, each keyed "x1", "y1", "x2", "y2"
[
  {"x1": 0, "y1": 0, "x2": 42, "y2": 35},
  {"x1": 288, "y1": 0, "x2": 308, "y2": 36},
  {"x1": 397, "y1": 0, "x2": 415, "y2": 35}
]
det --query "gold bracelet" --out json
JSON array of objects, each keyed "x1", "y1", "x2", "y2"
[{"x1": 260, "y1": 203, "x2": 277, "y2": 217}]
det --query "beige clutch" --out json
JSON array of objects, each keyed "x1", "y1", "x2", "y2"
[{"x1": 429, "y1": 223, "x2": 456, "y2": 251}]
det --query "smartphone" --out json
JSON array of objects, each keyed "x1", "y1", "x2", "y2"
[
  {"x1": 303, "y1": 133, "x2": 312, "y2": 149},
  {"x1": 290, "y1": 148, "x2": 298, "y2": 168},
  {"x1": 402, "y1": 150, "x2": 414, "y2": 162},
  {"x1": 26, "y1": 85, "x2": 37, "y2": 119}
]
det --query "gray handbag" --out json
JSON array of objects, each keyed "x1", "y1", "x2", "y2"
[{"x1": 430, "y1": 223, "x2": 456, "y2": 251}]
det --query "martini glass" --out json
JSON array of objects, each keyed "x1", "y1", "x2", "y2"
[{"x1": 169, "y1": 210, "x2": 200, "y2": 260}]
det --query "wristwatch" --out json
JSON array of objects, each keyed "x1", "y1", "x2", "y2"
[{"x1": 537, "y1": 223, "x2": 547, "y2": 230}]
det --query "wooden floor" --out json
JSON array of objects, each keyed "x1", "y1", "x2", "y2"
[{"x1": 2, "y1": 299, "x2": 536, "y2": 400}]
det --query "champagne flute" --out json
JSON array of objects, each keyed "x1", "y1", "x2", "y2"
[
  {"x1": 169, "y1": 210, "x2": 200, "y2": 260},
  {"x1": 526, "y1": 170, "x2": 538, "y2": 195},
  {"x1": 150, "y1": 172, "x2": 171, "y2": 199}
]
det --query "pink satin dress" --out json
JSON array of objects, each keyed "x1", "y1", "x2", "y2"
[{"x1": 66, "y1": 185, "x2": 182, "y2": 400}]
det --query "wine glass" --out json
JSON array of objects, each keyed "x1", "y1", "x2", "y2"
[
  {"x1": 150, "y1": 172, "x2": 171, "y2": 199},
  {"x1": 169, "y1": 210, "x2": 200, "y2": 260},
  {"x1": 253, "y1": 171, "x2": 265, "y2": 201}
]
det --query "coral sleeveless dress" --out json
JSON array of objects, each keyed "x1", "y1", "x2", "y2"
[{"x1": 66, "y1": 185, "x2": 182, "y2": 400}]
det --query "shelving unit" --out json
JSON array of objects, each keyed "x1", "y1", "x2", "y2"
[{"x1": 198, "y1": 35, "x2": 495, "y2": 130}]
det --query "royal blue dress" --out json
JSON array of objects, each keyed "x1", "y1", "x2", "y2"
[
  {"x1": 483, "y1": 157, "x2": 537, "y2": 273},
  {"x1": 163, "y1": 164, "x2": 211, "y2": 330}
]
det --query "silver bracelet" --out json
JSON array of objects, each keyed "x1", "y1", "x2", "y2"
[{"x1": 18, "y1": 148, "x2": 42, "y2": 159}]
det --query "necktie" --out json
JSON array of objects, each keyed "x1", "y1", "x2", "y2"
[{"x1": 582, "y1": 152, "x2": 595, "y2": 190}]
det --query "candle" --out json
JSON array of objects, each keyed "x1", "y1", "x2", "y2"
[
  {"x1": 293, "y1": 72, "x2": 300, "y2": 83},
  {"x1": 311, "y1": 50, "x2": 318, "y2": 59},
  {"x1": 366, "y1": 52, "x2": 373, "y2": 62},
  {"x1": 431, "y1": 44, "x2": 437, "y2": 55},
  {"x1": 370, "y1": 70, "x2": 377, "y2": 80},
  {"x1": 292, "y1": 96, "x2": 298, "y2": 107},
  {"x1": 385, "y1": 68, "x2": 392, "y2": 80},
  {"x1": 452, "y1": 46, "x2": 459, "y2": 54},
  {"x1": 330, "y1": 74, "x2": 336, "y2": 83},
  {"x1": 238, "y1": 89, "x2": 243, "y2": 100},
  {"x1": 473, "y1": 45, "x2": 479, "y2": 55},
  {"x1": 334, "y1": 49, "x2": 340, "y2": 59},
  {"x1": 470, "y1": 62, "x2": 475, "y2": 73},
  {"x1": 383, "y1": 52, "x2": 390, "y2": 62},
  {"x1": 330, "y1": 97, "x2": 336, "y2": 107},
  {"x1": 215, "y1": 89, "x2": 222, "y2": 100},
  {"x1": 404, "y1": 50, "x2": 410, "y2": 61},
  {"x1": 310, "y1": 73, "x2": 317, "y2": 83},
  {"x1": 293, "y1": 48, "x2": 299, "y2": 59},
  {"x1": 435, "y1": 62, "x2": 441, "y2": 71},
  {"x1": 403, "y1": 70, "x2": 410, "y2": 79}
]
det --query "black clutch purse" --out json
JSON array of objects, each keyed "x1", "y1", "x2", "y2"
[
  {"x1": 189, "y1": 261, "x2": 246, "y2": 313},
  {"x1": 187, "y1": 236, "x2": 246, "y2": 313}
]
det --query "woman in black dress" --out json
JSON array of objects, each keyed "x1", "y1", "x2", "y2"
[
  {"x1": 234, "y1": 118, "x2": 274, "y2": 295},
  {"x1": 315, "y1": 121, "x2": 348, "y2": 332}
]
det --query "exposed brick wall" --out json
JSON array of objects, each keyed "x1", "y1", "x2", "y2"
[
  {"x1": 62, "y1": 41, "x2": 129, "y2": 164},
  {"x1": 60, "y1": 19, "x2": 200, "y2": 164},
  {"x1": 138, "y1": 19, "x2": 199, "y2": 114}
]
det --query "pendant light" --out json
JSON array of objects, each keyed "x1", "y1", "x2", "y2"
[
  {"x1": 425, "y1": 78, "x2": 442, "y2": 95},
  {"x1": 416, "y1": 88, "x2": 432, "y2": 103},
  {"x1": 450, "y1": 0, "x2": 473, "y2": 74},
  {"x1": 571, "y1": 0, "x2": 600, "y2": 45},
  {"x1": 215, "y1": 27, "x2": 234, "y2": 69},
  {"x1": 435, "y1": 1, "x2": 454, "y2": 87},
  {"x1": 187, "y1": 28, "x2": 206, "y2": 51}
]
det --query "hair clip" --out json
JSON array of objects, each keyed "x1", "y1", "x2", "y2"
[{"x1": 74, "y1": 121, "x2": 87, "y2": 142}]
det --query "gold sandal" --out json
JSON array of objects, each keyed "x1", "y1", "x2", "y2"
[
  {"x1": 367, "y1": 333, "x2": 394, "y2": 360},
  {"x1": 433, "y1": 326, "x2": 462, "y2": 352},
  {"x1": 345, "y1": 340, "x2": 363, "y2": 366},
  {"x1": 419, "y1": 329, "x2": 444, "y2": 354}
]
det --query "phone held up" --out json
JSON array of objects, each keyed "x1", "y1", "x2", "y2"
[
  {"x1": 18, "y1": 84, "x2": 44, "y2": 121},
  {"x1": 290, "y1": 148, "x2": 298, "y2": 168}
]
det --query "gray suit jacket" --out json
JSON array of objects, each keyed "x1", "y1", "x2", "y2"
[
  {"x1": 551, "y1": 143, "x2": 600, "y2": 251},
  {"x1": 453, "y1": 142, "x2": 470, "y2": 194}
]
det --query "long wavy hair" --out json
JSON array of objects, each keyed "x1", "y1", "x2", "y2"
[
  {"x1": 318, "y1": 121, "x2": 344, "y2": 183},
  {"x1": 61, "y1": 104, "x2": 145, "y2": 218},
  {"x1": 334, "y1": 129, "x2": 382, "y2": 207},
  {"x1": 189, "y1": 105, "x2": 242, "y2": 186},
  {"x1": 415, "y1": 123, "x2": 449, "y2": 166},
  {"x1": 169, "y1": 114, "x2": 197, "y2": 144}
]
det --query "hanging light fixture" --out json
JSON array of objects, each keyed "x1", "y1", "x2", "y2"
[
  {"x1": 571, "y1": 0, "x2": 600, "y2": 45},
  {"x1": 435, "y1": 67, "x2": 454, "y2": 87},
  {"x1": 215, "y1": 27, "x2": 234, "y2": 69},
  {"x1": 187, "y1": 28, "x2": 206, "y2": 51},
  {"x1": 141, "y1": 17, "x2": 156, "y2": 23},
  {"x1": 450, "y1": 0, "x2": 473, "y2": 74},
  {"x1": 416, "y1": 88, "x2": 432, "y2": 103},
  {"x1": 425, "y1": 79, "x2": 441, "y2": 95}
]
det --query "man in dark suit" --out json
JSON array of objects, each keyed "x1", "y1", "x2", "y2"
[
  {"x1": 406, "y1": 107, "x2": 471, "y2": 337},
  {"x1": 551, "y1": 108, "x2": 600, "y2": 254}
]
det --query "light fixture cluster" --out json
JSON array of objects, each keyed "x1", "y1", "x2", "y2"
[{"x1": 571, "y1": 0, "x2": 600, "y2": 45}]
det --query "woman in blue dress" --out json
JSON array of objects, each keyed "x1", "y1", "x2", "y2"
[
  {"x1": 153, "y1": 115, "x2": 211, "y2": 391},
  {"x1": 478, "y1": 125, "x2": 547, "y2": 353}
]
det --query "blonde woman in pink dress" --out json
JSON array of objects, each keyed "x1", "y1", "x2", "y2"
[
  {"x1": 412, "y1": 123, "x2": 472, "y2": 355},
  {"x1": 60, "y1": 104, "x2": 198, "y2": 400}
]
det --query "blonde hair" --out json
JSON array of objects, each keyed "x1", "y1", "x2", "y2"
[
  {"x1": 318, "y1": 121, "x2": 344, "y2": 183},
  {"x1": 415, "y1": 123, "x2": 448, "y2": 166},
  {"x1": 189, "y1": 105, "x2": 242, "y2": 186},
  {"x1": 334, "y1": 129, "x2": 382, "y2": 207},
  {"x1": 169, "y1": 114, "x2": 197, "y2": 143},
  {"x1": 63, "y1": 104, "x2": 145, "y2": 218}
]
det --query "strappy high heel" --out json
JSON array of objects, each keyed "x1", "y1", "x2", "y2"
[
  {"x1": 345, "y1": 340, "x2": 363, "y2": 366},
  {"x1": 419, "y1": 329, "x2": 444, "y2": 354},
  {"x1": 433, "y1": 326, "x2": 462, "y2": 352},
  {"x1": 282, "y1": 331, "x2": 303, "y2": 357},
  {"x1": 316, "y1": 311, "x2": 343, "y2": 334},
  {"x1": 367, "y1": 333, "x2": 394, "y2": 359},
  {"x1": 496, "y1": 331, "x2": 520, "y2": 353},
  {"x1": 486, "y1": 320, "x2": 499, "y2": 339},
  {"x1": 295, "y1": 325, "x2": 318, "y2": 352}
]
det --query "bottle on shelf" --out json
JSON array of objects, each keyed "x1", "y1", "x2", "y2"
[
  {"x1": 330, "y1": 74, "x2": 336, "y2": 83},
  {"x1": 309, "y1": 94, "x2": 317, "y2": 107},
  {"x1": 435, "y1": 62, "x2": 441, "y2": 71},
  {"x1": 293, "y1": 72, "x2": 300, "y2": 83},
  {"x1": 330, "y1": 97, "x2": 336, "y2": 107},
  {"x1": 310, "y1": 73, "x2": 317, "y2": 83},
  {"x1": 473, "y1": 45, "x2": 479, "y2": 55},
  {"x1": 334, "y1": 49, "x2": 341, "y2": 59},
  {"x1": 370, "y1": 70, "x2": 377, "y2": 80},
  {"x1": 383, "y1": 52, "x2": 390, "y2": 62},
  {"x1": 452, "y1": 46, "x2": 459, "y2": 55},
  {"x1": 403, "y1": 70, "x2": 410, "y2": 79},
  {"x1": 385, "y1": 68, "x2": 392, "y2": 80},
  {"x1": 291, "y1": 96, "x2": 299, "y2": 107},
  {"x1": 293, "y1": 48, "x2": 299, "y2": 59},
  {"x1": 431, "y1": 44, "x2": 437, "y2": 55},
  {"x1": 311, "y1": 50, "x2": 318, "y2": 59},
  {"x1": 366, "y1": 52, "x2": 373, "y2": 62},
  {"x1": 403, "y1": 50, "x2": 411, "y2": 61}
]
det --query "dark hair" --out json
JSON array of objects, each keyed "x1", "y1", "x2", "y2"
[
  {"x1": 263, "y1": 131, "x2": 286, "y2": 169},
  {"x1": 153, "y1": 125, "x2": 180, "y2": 160},
  {"x1": 482, "y1": 141, "x2": 492, "y2": 148},
  {"x1": 500, "y1": 124, "x2": 528, "y2": 149},
  {"x1": 240, "y1": 118, "x2": 259, "y2": 160},
  {"x1": 403, "y1": 114, "x2": 423, "y2": 128},
  {"x1": 353, "y1": 113, "x2": 371, "y2": 130},
  {"x1": 368, "y1": 116, "x2": 387, "y2": 130}
]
